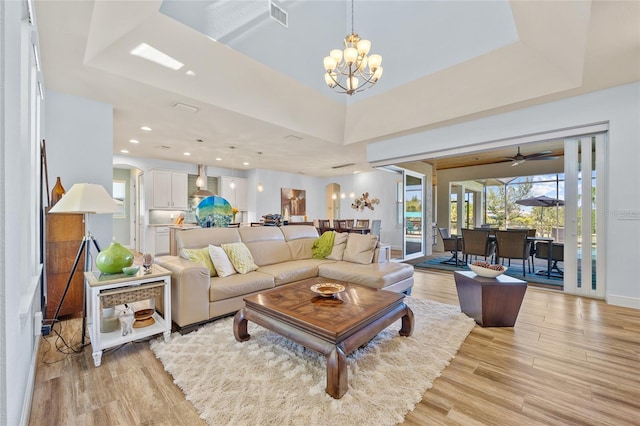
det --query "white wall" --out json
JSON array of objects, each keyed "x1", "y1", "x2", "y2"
[
  {"x1": 369, "y1": 82, "x2": 640, "y2": 308},
  {"x1": 45, "y1": 90, "x2": 114, "y2": 247},
  {"x1": 2, "y1": 2, "x2": 44, "y2": 424}
]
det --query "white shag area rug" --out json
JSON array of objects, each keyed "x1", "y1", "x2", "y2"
[{"x1": 150, "y1": 297, "x2": 475, "y2": 426}]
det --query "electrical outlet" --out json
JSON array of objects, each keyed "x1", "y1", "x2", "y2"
[{"x1": 41, "y1": 324, "x2": 51, "y2": 336}]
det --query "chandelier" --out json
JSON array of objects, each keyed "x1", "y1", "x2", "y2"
[{"x1": 323, "y1": 0, "x2": 383, "y2": 95}]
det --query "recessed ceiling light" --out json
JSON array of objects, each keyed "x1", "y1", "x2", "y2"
[
  {"x1": 129, "y1": 139, "x2": 139, "y2": 144},
  {"x1": 183, "y1": 152, "x2": 191, "y2": 156},
  {"x1": 140, "y1": 126, "x2": 152, "y2": 131},
  {"x1": 120, "y1": 149, "x2": 129, "y2": 154},
  {"x1": 243, "y1": 162, "x2": 249, "y2": 166},
  {"x1": 215, "y1": 157, "x2": 222, "y2": 161},
  {"x1": 186, "y1": 70, "x2": 196, "y2": 76},
  {"x1": 130, "y1": 42, "x2": 184, "y2": 70}
]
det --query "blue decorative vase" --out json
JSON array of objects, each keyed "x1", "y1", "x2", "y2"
[{"x1": 96, "y1": 241, "x2": 134, "y2": 274}]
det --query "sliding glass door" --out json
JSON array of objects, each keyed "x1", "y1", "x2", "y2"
[
  {"x1": 404, "y1": 171, "x2": 424, "y2": 260},
  {"x1": 563, "y1": 133, "x2": 605, "y2": 297}
]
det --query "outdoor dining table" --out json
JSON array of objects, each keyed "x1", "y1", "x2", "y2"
[
  {"x1": 529, "y1": 236, "x2": 555, "y2": 278},
  {"x1": 488, "y1": 235, "x2": 555, "y2": 279}
]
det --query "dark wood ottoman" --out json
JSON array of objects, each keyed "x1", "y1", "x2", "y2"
[{"x1": 454, "y1": 271, "x2": 527, "y2": 327}]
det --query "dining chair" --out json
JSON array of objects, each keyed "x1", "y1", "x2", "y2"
[
  {"x1": 370, "y1": 219, "x2": 381, "y2": 239},
  {"x1": 438, "y1": 227, "x2": 462, "y2": 266},
  {"x1": 344, "y1": 219, "x2": 354, "y2": 228},
  {"x1": 334, "y1": 219, "x2": 348, "y2": 232},
  {"x1": 228, "y1": 223, "x2": 240, "y2": 228},
  {"x1": 250, "y1": 222, "x2": 263, "y2": 227},
  {"x1": 495, "y1": 230, "x2": 529, "y2": 275},
  {"x1": 316, "y1": 219, "x2": 331, "y2": 234},
  {"x1": 355, "y1": 219, "x2": 369, "y2": 228},
  {"x1": 461, "y1": 228, "x2": 495, "y2": 264}
]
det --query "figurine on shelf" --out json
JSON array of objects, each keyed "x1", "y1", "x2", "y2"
[
  {"x1": 119, "y1": 304, "x2": 134, "y2": 336},
  {"x1": 142, "y1": 252, "x2": 153, "y2": 273}
]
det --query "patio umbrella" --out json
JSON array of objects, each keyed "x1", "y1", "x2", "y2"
[
  {"x1": 515, "y1": 195, "x2": 565, "y2": 207},
  {"x1": 516, "y1": 196, "x2": 564, "y2": 234}
]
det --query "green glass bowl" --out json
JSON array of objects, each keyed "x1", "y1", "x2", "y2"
[{"x1": 122, "y1": 265, "x2": 140, "y2": 276}]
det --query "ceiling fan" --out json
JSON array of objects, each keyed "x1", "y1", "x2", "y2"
[{"x1": 505, "y1": 146, "x2": 560, "y2": 166}]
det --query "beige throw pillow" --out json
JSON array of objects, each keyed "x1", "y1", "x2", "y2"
[
  {"x1": 343, "y1": 233, "x2": 378, "y2": 264},
  {"x1": 208, "y1": 245, "x2": 237, "y2": 277},
  {"x1": 326, "y1": 232, "x2": 349, "y2": 260}
]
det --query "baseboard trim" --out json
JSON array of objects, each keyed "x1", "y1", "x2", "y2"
[
  {"x1": 606, "y1": 293, "x2": 640, "y2": 309},
  {"x1": 19, "y1": 334, "x2": 40, "y2": 426}
]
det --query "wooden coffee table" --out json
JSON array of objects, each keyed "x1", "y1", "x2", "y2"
[{"x1": 233, "y1": 277, "x2": 414, "y2": 399}]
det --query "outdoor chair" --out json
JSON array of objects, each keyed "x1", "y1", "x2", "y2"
[
  {"x1": 438, "y1": 227, "x2": 462, "y2": 266},
  {"x1": 495, "y1": 230, "x2": 530, "y2": 276},
  {"x1": 535, "y1": 242, "x2": 564, "y2": 276},
  {"x1": 461, "y1": 229, "x2": 496, "y2": 264}
]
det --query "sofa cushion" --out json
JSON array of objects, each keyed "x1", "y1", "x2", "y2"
[
  {"x1": 257, "y1": 260, "x2": 320, "y2": 286},
  {"x1": 180, "y1": 247, "x2": 217, "y2": 277},
  {"x1": 318, "y1": 262, "x2": 414, "y2": 289},
  {"x1": 178, "y1": 227, "x2": 241, "y2": 250},
  {"x1": 343, "y1": 233, "x2": 378, "y2": 264},
  {"x1": 326, "y1": 232, "x2": 348, "y2": 260},
  {"x1": 282, "y1": 225, "x2": 319, "y2": 260},
  {"x1": 208, "y1": 245, "x2": 237, "y2": 278},
  {"x1": 209, "y1": 272, "x2": 275, "y2": 301},
  {"x1": 239, "y1": 226, "x2": 292, "y2": 266},
  {"x1": 221, "y1": 242, "x2": 259, "y2": 274}
]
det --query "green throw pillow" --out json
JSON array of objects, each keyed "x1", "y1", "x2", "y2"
[
  {"x1": 221, "y1": 242, "x2": 259, "y2": 274},
  {"x1": 182, "y1": 247, "x2": 217, "y2": 277}
]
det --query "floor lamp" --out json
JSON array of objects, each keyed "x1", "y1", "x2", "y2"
[{"x1": 47, "y1": 183, "x2": 120, "y2": 347}]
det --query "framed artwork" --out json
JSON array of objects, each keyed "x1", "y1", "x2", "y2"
[{"x1": 281, "y1": 188, "x2": 306, "y2": 217}]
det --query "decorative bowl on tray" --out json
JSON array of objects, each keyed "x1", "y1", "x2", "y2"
[
  {"x1": 310, "y1": 283, "x2": 345, "y2": 298},
  {"x1": 469, "y1": 262, "x2": 507, "y2": 278}
]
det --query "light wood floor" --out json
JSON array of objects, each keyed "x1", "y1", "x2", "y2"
[{"x1": 30, "y1": 270, "x2": 640, "y2": 425}]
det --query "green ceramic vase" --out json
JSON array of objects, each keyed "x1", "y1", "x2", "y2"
[{"x1": 96, "y1": 241, "x2": 134, "y2": 274}]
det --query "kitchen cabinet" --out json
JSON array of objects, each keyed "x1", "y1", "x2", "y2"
[
  {"x1": 219, "y1": 176, "x2": 247, "y2": 211},
  {"x1": 154, "y1": 226, "x2": 170, "y2": 256},
  {"x1": 151, "y1": 170, "x2": 188, "y2": 209}
]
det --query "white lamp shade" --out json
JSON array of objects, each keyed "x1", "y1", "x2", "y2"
[
  {"x1": 344, "y1": 47, "x2": 358, "y2": 64},
  {"x1": 357, "y1": 39, "x2": 371, "y2": 56},
  {"x1": 330, "y1": 49, "x2": 343, "y2": 64},
  {"x1": 49, "y1": 183, "x2": 120, "y2": 214},
  {"x1": 347, "y1": 76, "x2": 359, "y2": 91},
  {"x1": 323, "y1": 56, "x2": 337, "y2": 72},
  {"x1": 324, "y1": 72, "x2": 337, "y2": 87},
  {"x1": 373, "y1": 66, "x2": 383, "y2": 81},
  {"x1": 368, "y1": 54, "x2": 382, "y2": 70}
]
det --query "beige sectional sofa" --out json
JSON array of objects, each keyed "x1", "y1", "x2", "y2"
[{"x1": 155, "y1": 225, "x2": 414, "y2": 332}]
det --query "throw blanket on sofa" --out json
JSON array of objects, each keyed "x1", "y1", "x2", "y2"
[{"x1": 312, "y1": 230, "x2": 335, "y2": 259}]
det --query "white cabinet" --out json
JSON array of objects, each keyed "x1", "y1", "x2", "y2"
[
  {"x1": 151, "y1": 170, "x2": 188, "y2": 209},
  {"x1": 155, "y1": 227, "x2": 170, "y2": 255},
  {"x1": 219, "y1": 176, "x2": 247, "y2": 211}
]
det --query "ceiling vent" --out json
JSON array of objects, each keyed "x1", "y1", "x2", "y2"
[
  {"x1": 270, "y1": 2, "x2": 288, "y2": 28},
  {"x1": 173, "y1": 102, "x2": 199, "y2": 113},
  {"x1": 331, "y1": 163, "x2": 355, "y2": 169}
]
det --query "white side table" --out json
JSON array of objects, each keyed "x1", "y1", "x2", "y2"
[{"x1": 84, "y1": 265, "x2": 172, "y2": 367}]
